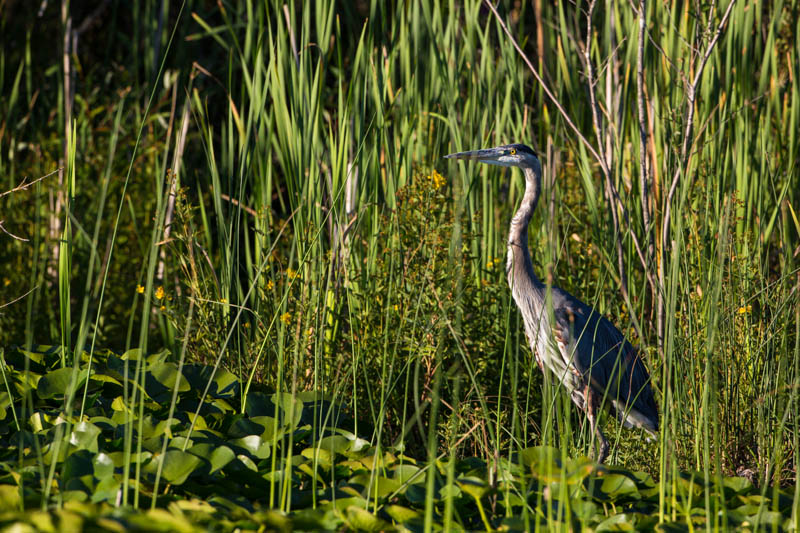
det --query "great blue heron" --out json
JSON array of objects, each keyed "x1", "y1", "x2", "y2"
[{"x1": 445, "y1": 143, "x2": 658, "y2": 463}]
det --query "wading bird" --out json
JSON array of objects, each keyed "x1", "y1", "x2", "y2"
[{"x1": 445, "y1": 144, "x2": 658, "y2": 463}]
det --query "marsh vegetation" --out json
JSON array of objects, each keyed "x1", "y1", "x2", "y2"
[{"x1": 0, "y1": 0, "x2": 798, "y2": 530}]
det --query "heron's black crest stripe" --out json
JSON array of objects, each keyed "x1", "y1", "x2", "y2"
[{"x1": 510, "y1": 144, "x2": 537, "y2": 158}]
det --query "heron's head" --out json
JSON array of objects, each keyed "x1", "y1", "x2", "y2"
[{"x1": 444, "y1": 143, "x2": 539, "y2": 169}]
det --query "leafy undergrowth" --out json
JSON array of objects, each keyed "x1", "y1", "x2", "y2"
[{"x1": 0, "y1": 346, "x2": 795, "y2": 532}]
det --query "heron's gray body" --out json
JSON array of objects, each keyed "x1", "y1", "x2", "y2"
[{"x1": 446, "y1": 143, "x2": 658, "y2": 462}]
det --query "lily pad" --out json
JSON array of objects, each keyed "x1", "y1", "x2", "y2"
[
  {"x1": 316, "y1": 435, "x2": 350, "y2": 455},
  {"x1": 93, "y1": 453, "x2": 114, "y2": 481},
  {"x1": 230, "y1": 435, "x2": 271, "y2": 460},
  {"x1": 384, "y1": 504, "x2": 421, "y2": 523},
  {"x1": 345, "y1": 505, "x2": 386, "y2": 532},
  {"x1": 520, "y1": 446, "x2": 563, "y2": 482},
  {"x1": 37, "y1": 367, "x2": 88, "y2": 399},
  {"x1": 348, "y1": 474, "x2": 402, "y2": 499},
  {"x1": 188, "y1": 443, "x2": 235, "y2": 473},
  {"x1": 599, "y1": 473, "x2": 641, "y2": 500},
  {"x1": 69, "y1": 421, "x2": 101, "y2": 453},
  {"x1": 145, "y1": 450, "x2": 202, "y2": 485}
]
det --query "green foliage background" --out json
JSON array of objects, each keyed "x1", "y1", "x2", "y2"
[{"x1": 0, "y1": 0, "x2": 798, "y2": 529}]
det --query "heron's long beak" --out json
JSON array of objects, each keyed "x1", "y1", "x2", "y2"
[{"x1": 444, "y1": 147, "x2": 505, "y2": 162}]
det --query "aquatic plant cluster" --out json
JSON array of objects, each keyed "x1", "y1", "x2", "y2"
[{"x1": 0, "y1": 346, "x2": 795, "y2": 531}]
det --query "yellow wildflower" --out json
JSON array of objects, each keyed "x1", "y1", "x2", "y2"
[
  {"x1": 220, "y1": 298, "x2": 227, "y2": 304},
  {"x1": 155, "y1": 286, "x2": 165, "y2": 300},
  {"x1": 136, "y1": 285, "x2": 145, "y2": 294},
  {"x1": 393, "y1": 304, "x2": 400, "y2": 312},
  {"x1": 280, "y1": 312, "x2": 291, "y2": 325},
  {"x1": 287, "y1": 267, "x2": 299, "y2": 280},
  {"x1": 738, "y1": 305, "x2": 752, "y2": 315},
  {"x1": 159, "y1": 305, "x2": 166, "y2": 311},
  {"x1": 266, "y1": 280, "x2": 274, "y2": 290},
  {"x1": 430, "y1": 169, "x2": 446, "y2": 190}
]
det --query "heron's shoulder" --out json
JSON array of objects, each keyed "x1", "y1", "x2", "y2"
[
  {"x1": 550, "y1": 287, "x2": 593, "y2": 316},
  {"x1": 551, "y1": 288, "x2": 627, "y2": 342}
]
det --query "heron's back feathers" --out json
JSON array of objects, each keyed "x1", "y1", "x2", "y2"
[{"x1": 551, "y1": 288, "x2": 659, "y2": 434}]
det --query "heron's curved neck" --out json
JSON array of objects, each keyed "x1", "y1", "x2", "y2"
[{"x1": 508, "y1": 166, "x2": 541, "y2": 249}]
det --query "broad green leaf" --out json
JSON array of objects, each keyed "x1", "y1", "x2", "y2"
[
  {"x1": 292, "y1": 508, "x2": 340, "y2": 531},
  {"x1": 316, "y1": 435, "x2": 350, "y2": 455},
  {"x1": 110, "y1": 396, "x2": 130, "y2": 413},
  {"x1": 17, "y1": 349, "x2": 45, "y2": 364},
  {"x1": 29, "y1": 412, "x2": 46, "y2": 432},
  {"x1": 120, "y1": 348, "x2": 143, "y2": 361},
  {"x1": 91, "y1": 477, "x2": 121, "y2": 504},
  {"x1": 599, "y1": 474, "x2": 641, "y2": 500},
  {"x1": 60, "y1": 490, "x2": 89, "y2": 502},
  {"x1": 140, "y1": 415, "x2": 173, "y2": 439},
  {"x1": 149, "y1": 362, "x2": 190, "y2": 392},
  {"x1": 187, "y1": 413, "x2": 207, "y2": 430},
  {"x1": 231, "y1": 435, "x2": 271, "y2": 460},
  {"x1": 563, "y1": 457, "x2": 595, "y2": 484},
  {"x1": 53, "y1": 509, "x2": 86, "y2": 531},
  {"x1": 144, "y1": 350, "x2": 170, "y2": 366},
  {"x1": 63, "y1": 450, "x2": 94, "y2": 481},
  {"x1": 271, "y1": 392, "x2": 303, "y2": 428},
  {"x1": 254, "y1": 509, "x2": 292, "y2": 532},
  {"x1": 108, "y1": 451, "x2": 152, "y2": 467},
  {"x1": 349, "y1": 474, "x2": 402, "y2": 499},
  {"x1": 736, "y1": 504, "x2": 761, "y2": 515},
  {"x1": 675, "y1": 472, "x2": 704, "y2": 498},
  {"x1": 37, "y1": 367, "x2": 88, "y2": 399},
  {"x1": 359, "y1": 450, "x2": 396, "y2": 470},
  {"x1": 391, "y1": 464, "x2": 425, "y2": 485},
  {"x1": 93, "y1": 453, "x2": 114, "y2": 480},
  {"x1": 172, "y1": 499, "x2": 217, "y2": 513},
  {"x1": 520, "y1": 446, "x2": 563, "y2": 482},
  {"x1": 69, "y1": 421, "x2": 101, "y2": 452},
  {"x1": 385, "y1": 504, "x2": 421, "y2": 523},
  {"x1": 250, "y1": 416, "x2": 281, "y2": 439},
  {"x1": 0, "y1": 392, "x2": 10, "y2": 420},
  {"x1": 88, "y1": 416, "x2": 117, "y2": 432},
  {"x1": 236, "y1": 454, "x2": 258, "y2": 472},
  {"x1": 738, "y1": 494, "x2": 768, "y2": 505},
  {"x1": 89, "y1": 373, "x2": 122, "y2": 387},
  {"x1": 137, "y1": 508, "x2": 195, "y2": 533},
  {"x1": 27, "y1": 510, "x2": 57, "y2": 532},
  {"x1": 0, "y1": 484, "x2": 21, "y2": 511},
  {"x1": 456, "y1": 476, "x2": 490, "y2": 500},
  {"x1": 723, "y1": 476, "x2": 753, "y2": 495},
  {"x1": 437, "y1": 483, "x2": 460, "y2": 501},
  {"x1": 146, "y1": 450, "x2": 202, "y2": 485},
  {"x1": 327, "y1": 496, "x2": 368, "y2": 512},
  {"x1": 345, "y1": 506, "x2": 385, "y2": 532},
  {"x1": 188, "y1": 443, "x2": 235, "y2": 473},
  {"x1": 297, "y1": 462, "x2": 317, "y2": 480},
  {"x1": 168, "y1": 436, "x2": 192, "y2": 450},
  {"x1": 595, "y1": 513, "x2": 636, "y2": 531},
  {"x1": 228, "y1": 417, "x2": 266, "y2": 438},
  {"x1": 210, "y1": 368, "x2": 238, "y2": 398},
  {"x1": 570, "y1": 499, "x2": 598, "y2": 521},
  {"x1": 211, "y1": 397, "x2": 235, "y2": 412},
  {"x1": 301, "y1": 446, "x2": 333, "y2": 467}
]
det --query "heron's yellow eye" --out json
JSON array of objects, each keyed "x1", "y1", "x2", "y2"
[{"x1": 510, "y1": 149, "x2": 516, "y2": 155}]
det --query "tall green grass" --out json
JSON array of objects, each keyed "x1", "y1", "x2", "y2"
[{"x1": 0, "y1": 0, "x2": 797, "y2": 526}]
